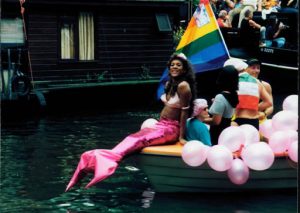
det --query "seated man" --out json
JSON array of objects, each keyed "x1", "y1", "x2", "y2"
[
  {"x1": 217, "y1": 10, "x2": 232, "y2": 28},
  {"x1": 240, "y1": 9, "x2": 266, "y2": 47},
  {"x1": 265, "y1": 14, "x2": 287, "y2": 48},
  {"x1": 185, "y1": 99, "x2": 212, "y2": 146}
]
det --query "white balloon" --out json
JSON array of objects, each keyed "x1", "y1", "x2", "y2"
[
  {"x1": 259, "y1": 119, "x2": 274, "y2": 139},
  {"x1": 181, "y1": 140, "x2": 209, "y2": 167},
  {"x1": 227, "y1": 158, "x2": 250, "y2": 185},
  {"x1": 288, "y1": 141, "x2": 298, "y2": 163},
  {"x1": 140, "y1": 118, "x2": 158, "y2": 130},
  {"x1": 218, "y1": 126, "x2": 246, "y2": 152},
  {"x1": 240, "y1": 124, "x2": 260, "y2": 146},
  {"x1": 268, "y1": 131, "x2": 289, "y2": 153},
  {"x1": 241, "y1": 142, "x2": 275, "y2": 171},
  {"x1": 285, "y1": 130, "x2": 298, "y2": 149},
  {"x1": 272, "y1": 110, "x2": 298, "y2": 131},
  {"x1": 207, "y1": 145, "x2": 233, "y2": 171},
  {"x1": 283, "y1": 95, "x2": 298, "y2": 115}
]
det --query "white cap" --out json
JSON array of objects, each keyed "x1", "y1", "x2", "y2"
[
  {"x1": 192, "y1": 99, "x2": 208, "y2": 117},
  {"x1": 223, "y1": 58, "x2": 248, "y2": 72}
]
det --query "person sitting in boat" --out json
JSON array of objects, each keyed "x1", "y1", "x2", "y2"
[
  {"x1": 265, "y1": 14, "x2": 287, "y2": 48},
  {"x1": 229, "y1": 58, "x2": 272, "y2": 130},
  {"x1": 203, "y1": 65, "x2": 239, "y2": 145},
  {"x1": 217, "y1": 10, "x2": 232, "y2": 28},
  {"x1": 219, "y1": 0, "x2": 236, "y2": 13},
  {"x1": 228, "y1": 0, "x2": 262, "y2": 28},
  {"x1": 65, "y1": 53, "x2": 197, "y2": 191},
  {"x1": 246, "y1": 58, "x2": 274, "y2": 120},
  {"x1": 185, "y1": 98, "x2": 212, "y2": 146},
  {"x1": 240, "y1": 9, "x2": 267, "y2": 47}
]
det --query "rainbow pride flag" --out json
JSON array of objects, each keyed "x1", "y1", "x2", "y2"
[{"x1": 157, "y1": 0, "x2": 230, "y2": 99}]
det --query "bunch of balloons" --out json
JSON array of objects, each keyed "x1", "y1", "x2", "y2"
[
  {"x1": 259, "y1": 95, "x2": 298, "y2": 162},
  {"x1": 181, "y1": 94, "x2": 298, "y2": 185}
]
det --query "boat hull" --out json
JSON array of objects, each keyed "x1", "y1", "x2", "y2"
[{"x1": 138, "y1": 144, "x2": 297, "y2": 193}]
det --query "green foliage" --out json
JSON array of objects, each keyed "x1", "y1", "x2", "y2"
[
  {"x1": 173, "y1": 26, "x2": 185, "y2": 47},
  {"x1": 193, "y1": 0, "x2": 200, "y2": 7},
  {"x1": 140, "y1": 64, "x2": 151, "y2": 80}
]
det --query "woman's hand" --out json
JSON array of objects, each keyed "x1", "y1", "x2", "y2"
[
  {"x1": 179, "y1": 138, "x2": 187, "y2": 145},
  {"x1": 258, "y1": 111, "x2": 267, "y2": 120}
]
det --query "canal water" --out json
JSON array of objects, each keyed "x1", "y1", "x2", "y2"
[{"x1": 0, "y1": 95, "x2": 297, "y2": 213}]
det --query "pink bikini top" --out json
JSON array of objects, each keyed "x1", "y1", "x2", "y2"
[{"x1": 160, "y1": 93, "x2": 189, "y2": 110}]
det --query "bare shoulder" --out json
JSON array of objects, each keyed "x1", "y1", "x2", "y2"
[
  {"x1": 177, "y1": 81, "x2": 191, "y2": 90},
  {"x1": 177, "y1": 81, "x2": 191, "y2": 96},
  {"x1": 261, "y1": 80, "x2": 271, "y2": 88}
]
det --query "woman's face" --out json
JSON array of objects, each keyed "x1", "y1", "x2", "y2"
[{"x1": 169, "y1": 59, "x2": 185, "y2": 78}]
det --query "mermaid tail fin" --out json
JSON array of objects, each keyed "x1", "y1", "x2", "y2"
[
  {"x1": 85, "y1": 150, "x2": 121, "y2": 188},
  {"x1": 65, "y1": 149, "x2": 122, "y2": 191}
]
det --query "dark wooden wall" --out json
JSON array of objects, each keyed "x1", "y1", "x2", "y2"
[{"x1": 21, "y1": 1, "x2": 188, "y2": 90}]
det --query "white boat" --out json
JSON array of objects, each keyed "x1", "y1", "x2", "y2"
[{"x1": 138, "y1": 143, "x2": 297, "y2": 193}]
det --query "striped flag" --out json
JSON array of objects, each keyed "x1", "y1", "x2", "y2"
[{"x1": 157, "y1": 0, "x2": 230, "y2": 99}]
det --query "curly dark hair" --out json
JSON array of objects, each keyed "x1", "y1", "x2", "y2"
[
  {"x1": 216, "y1": 65, "x2": 239, "y2": 92},
  {"x1": 216, "y1": 65, "x2": 239, "y2": 107},
  {"x1": 164, "y1": 53, "x2": 197, "y2": 114}
]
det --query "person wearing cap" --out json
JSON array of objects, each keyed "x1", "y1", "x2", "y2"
[
  {"x1": 204, "y1": 65, "x2": 240, "y2": 144},
  {"x1": 185, "y1": 99, "x2": 212, "y2": 146},
  {"x1": 226, "y1": 58, "x2": 272, "y2": 130},
  {"x1": 246, "y1": 58, "x2": 273, "y2": 120}
]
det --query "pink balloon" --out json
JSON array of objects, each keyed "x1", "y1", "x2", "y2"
[
  {"x1": 227, "y1": 158, "x2": 250, "y2": 185},
  {"x1": 283, "y1": 95, "x2": 298, "y2": 115},
  {"x1": 285, "y1": 130, "x2": 298, "y2": 149},
  {"x1": 259, "y1": 119, "x2": 273, "y2": 139},
  {"x1": 218, "y1": 126, "x2": 246, "y2": 152},
  {"x1": 239, "y1": 124, "x2": 260, "y2": 146},
  {"x1": 140, "y1": 118, "x2": 158, "y2": 130},
  {"x1": 241, "y1": 142, "x2": 275, "y2": 171},
  {"x1": 272, "y1": 110, "x2": 298, "y2": 131},
  {"x1": 207, "y1": 145, "x2": 233, "y2": 171},
  {"x1": 288, "y1": 141, "x2": 298, "y2": 163},
  {"x1": 182, "y1": 140, "x2": 209, "y2": 167},
  {"x1": 268, "y1": 131, "x2": 289, "y2": 153}
]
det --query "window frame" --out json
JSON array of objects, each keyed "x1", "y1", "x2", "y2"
[{"x1": 58, "y1": 12, "x2": 97, "y2": 63}]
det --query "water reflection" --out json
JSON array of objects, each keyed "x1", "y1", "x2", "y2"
[
  {"x1": 0, "y1": 108, "x2": 297, "y2": 212},
  {"x1": 1, "y1": 110, "x2": 158, "y2": 212}
]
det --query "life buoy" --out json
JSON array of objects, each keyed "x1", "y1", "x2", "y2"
[{"x1": 11, "y1": 75, "x2": 31, "y2": 97}]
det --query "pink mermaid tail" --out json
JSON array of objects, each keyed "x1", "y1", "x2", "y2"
[
  {"x1": 65, "y1": 119, "x2": 179, "y2": 191},
  {"x1": 65, "y1": 149, "x2": 122, "y2": 191}
]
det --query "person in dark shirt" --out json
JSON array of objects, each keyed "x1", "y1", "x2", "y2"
[
  {"x1": 204, "y1": 65, "x2": 239, "y2": 144},
  {"x1": 265, "y1": 14, "x2": 287, "y2": 48},
  {"x1": 240, "y1": 9, "x2": 266, "y2": 47}
]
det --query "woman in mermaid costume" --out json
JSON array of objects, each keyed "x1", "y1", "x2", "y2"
[{"x1": 66, "y1": 53, "x2": 197, "y2": 191}]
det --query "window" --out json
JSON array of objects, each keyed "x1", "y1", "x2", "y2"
[
  {"x1": 155, "y1": 13, "x2": 172, "y2": 32},
  {"x1": 78, "y1": 12, "x2": 94, "y2": 60},
  {"x1": 61, "y1": 21, "x2": 75, "y2": 59},
  {"x1": 60, "y1": 12, "x2": 94, "y2": 61},
  {"x1": 0, "y1": 18, "x2": 24, "y2": 47}
]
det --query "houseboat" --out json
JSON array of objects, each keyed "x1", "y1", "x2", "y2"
[{"x1": 1, "y1": 0, "x2": 192, "y2": 105}]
